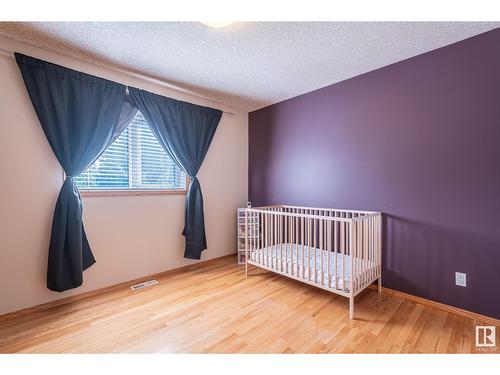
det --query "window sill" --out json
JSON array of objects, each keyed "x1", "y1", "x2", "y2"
[{"x1": 80, "y1": 189, "x2": 187, "y2": 197}]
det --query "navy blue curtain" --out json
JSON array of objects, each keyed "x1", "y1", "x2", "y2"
[
  {"x1": 15, "y1": 53, "x2": 126, "y2": 292},
  {"x1": 129, "y1": 87, "x2": 222, "y2": 259}
]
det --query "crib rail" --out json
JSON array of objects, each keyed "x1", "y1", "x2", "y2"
[{"x1": 244, "y1": 205, "x2": 382, "y2": 318}]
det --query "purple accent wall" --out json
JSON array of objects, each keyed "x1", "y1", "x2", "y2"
[{"x1": 248, "y1": 28, "x2": 500, "y2": 319}]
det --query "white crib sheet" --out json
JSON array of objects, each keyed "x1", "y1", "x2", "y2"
[{"x1": 250, "y1": 243, "x2": 375, "y2": 292}]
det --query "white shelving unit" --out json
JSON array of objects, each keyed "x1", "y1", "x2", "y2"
[{"x1": 237, "y1": 208, "x2": 260, "y2": 264}]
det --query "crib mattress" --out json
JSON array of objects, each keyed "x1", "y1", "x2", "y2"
[{"x1": 249, "y1": 243, "x2": 375, "y2": 292}]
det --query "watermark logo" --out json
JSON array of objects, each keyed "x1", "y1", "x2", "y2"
[{"x1": 475, "y1": 326, "x2": 496, "y2": 350}]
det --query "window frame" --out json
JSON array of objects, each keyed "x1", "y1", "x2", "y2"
[
  {"x1": 79, "y1": 175, "x2": 189, "y2": 197},
  {"x1": 77, "y1": 111, "x2": 189, "y2": 197}
]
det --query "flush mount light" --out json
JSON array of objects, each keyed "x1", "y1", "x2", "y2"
[{"x1": 200, "y1": 21, "x2": 234, "y2": 29}]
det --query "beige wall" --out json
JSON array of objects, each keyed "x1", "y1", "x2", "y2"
[{"x1": 0, "y1": 36, "x2": 248, "y2": 315}]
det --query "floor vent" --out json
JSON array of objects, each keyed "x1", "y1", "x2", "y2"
[{"x1": 130, "y1": 279, "x2": 159, "y2": 291}]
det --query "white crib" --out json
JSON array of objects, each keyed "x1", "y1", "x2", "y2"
[{"x1": 244, "y1": 205, "x2": 382, "y2": 319}]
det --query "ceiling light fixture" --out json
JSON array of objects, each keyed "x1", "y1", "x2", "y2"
[{"x1": 200, "y1": 22, "x2": 234, "y2": 29}]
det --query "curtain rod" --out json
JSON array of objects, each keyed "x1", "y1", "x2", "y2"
[{"x1": 0, "y1": 46, "x2": 235, "y2": 116}]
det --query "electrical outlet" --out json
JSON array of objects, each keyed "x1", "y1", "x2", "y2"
[{"x1": 455, "y1": 272, "x2": 467, "y2": 287}]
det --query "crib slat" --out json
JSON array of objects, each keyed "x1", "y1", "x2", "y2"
[
  {"x1": 267, "y1": 211, "x2": 270, "y2": 268},
  {"x1": 302, "y1": 214, "x2": 311, "y2": 280},
  {"x1": 365, "y1": 217, "x2": 368, "y2": 285},
  {"x1": 369, "y1": 218, "x2": 372, "y2": 282},
  {"x1": 349, "y1": 220, "x2": 354, "y2": 298},
  {"x1": 313, "y1": 215, "x2": 316, "y2": 283},
  {"x1": 334, "y1": 220, "x2": 338, "y2": 290},
  {"x1": 265, "y1": 212, "x2": 268, "y2": 268},
  {"x1": 319, "y1": 217, "x2": 323, "y2": 286},
  {"x1": 324, "y1": 215, "x2": 327, "y2": 286},
  {"x1": 373, "y1": 217, "x2": 376, "y2": 280},
  {"x1": 364, "y1": 219, "x2": 367, "y2": 288},
  {"x1": 270, "y1": 209, "x2": 274, "y2": 270},
  {"x1": 342, "y1": 217, "x2": 346, "y2": 292},
  {"x1": 375, "y1": 215, "x2": 378, "y2": 278},
  {"x1": 312, "y1": 210, "x2": 318, "y2": 283},
  {"x1": 352, "y1": 219, "x2": 356, "y2": 293},
  {"x1": 301, "y1": 210, "x2": 305, "y2": 279},
  {"x1": 363, "y1": 218, "x2": 367, "y2": 287},
  {"x1": 325, "y1": 216, "x2": 328, "y2": 287},
  {"x1": 326, "y1": 212, "x2": 330, "y2": 288},
  {"x1": 342, "y1": 213, "x2": 346, "y2": 292},
  {"x1": 322, "y1": 211, "x2": 325, "y2": 286},
  {"x1": 329, "y1": 213, "x2": 333, "y2": 289},
  {"x1": 346, "y1": 212, "x2": 349, "y2": 293},
  {"x1": 289, "y1": 210, "x2": 292, "y2": 272},
  {"x1": 289, "y1": 213, "x2": 292, "y2": 274},
  {"x1": 365, "y1": 217, "x2": 369, "y2": 285},
  {"x1": 363, "y1": 218, "x2": 367, "y2": 286},
  {"x1": 290, "y1": 208, "x2": 292, "y2": 272},
  {"x1": 291, "y1": 211, "x2": 294, "y2": 272},
  {"x1": 370, "y1": 217, "x2": 374, "y2": 282},
  {"x1": 307, "y1": 216, "x2": 311, "y2": 282},
  {"x1": 357, "y1": 220, "x2": 360, "y2": 292},
  {"x1": 281, "y1": 207, "x2": 285, "y2": 272},
  {"x1": 361, "y1": 218, "x2": 370, "y2": 285},
  {"x1": 274, "y1": 209, "x2": 277, "y2": 269},
  {"x1": 360, "y1": 218, "x2": 364, "y2": 288},
  {"x1": 256, "y1": 211, "x2": 259, "y2": 263},
  {"x1": 259, "y1": 213, "x2": 266, "y2": 265},
  {"x1": 283, "y1": 208, "x2": 286, "y2": 272},
  {"x1": 365, "y1": 217, "x2": 369, "y2": 284},
  {"x1": 258, "y1": 212, "x2": 261, "y2": 265},
  {"x1": 286, "y1": 213, "x2": 289, "y2": 274},
  {"x1": 278, "y1": 208, "x2": 281, "y2": 270},
  {"x1": 351, "y1": 219, "x2": 354, "y2": 292},
  {"x1": 274, "y1": 209, "x2": 278, "y2": 271},
  {"x1": 375, "y1": 216, "x2": 378, "y2": 279},
  {"x1": 372, "y1": 217, "x2": 375, "y2": 281},
  {"x1": 257, "y1": 212, "x2": 260, "y2": 265},
  {"x1": 284, "y1": 211, "x2": 287, "y2": 273},
  {"x1": 295, "y1": 208, "x2": 299, "y2": 276},
  {"x1": 360, "y1": 220, "x2": 363, "y2": 291},
  {"x1": 379, "y1": 215, "x2": 382, "y2": 280},
  {"x1": 262, "y1": 212, "x2": 265, "y2": 267}
]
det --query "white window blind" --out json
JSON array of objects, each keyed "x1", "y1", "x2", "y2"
[{"x1": 75, "y1": 112, "x2": 186, "y2": 191}]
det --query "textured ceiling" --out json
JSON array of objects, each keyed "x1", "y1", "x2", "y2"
[{"x1": 0, "y1": 22, "x2": 498, "y2": 111}]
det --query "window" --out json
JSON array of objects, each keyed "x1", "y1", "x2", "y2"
[{"x1": 75, "y1": 112, "x2": 186, "y2": 193}]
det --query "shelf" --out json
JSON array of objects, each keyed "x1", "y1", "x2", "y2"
[{"x1": 237, "y1": 207, "x2": 260, "y2": 263}]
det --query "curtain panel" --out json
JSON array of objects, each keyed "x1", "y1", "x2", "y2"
[
  {"x1": 16, "y1": 53, "x2": 223, "y2": 292},
  {"x1": 129, "y1": 87, "x2": 222, "y2": 259},
  {"x1": 15, "y1": 53, "x2": 127, "y2": 292}
]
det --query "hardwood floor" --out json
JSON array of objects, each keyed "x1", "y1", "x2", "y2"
[{"x1": 0, "y1": 256, "x2": 497, "y2": 353}]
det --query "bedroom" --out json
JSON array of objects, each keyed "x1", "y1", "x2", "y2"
[{"x1": 0, "y1": 0, "x2": 499, "y2": 373}]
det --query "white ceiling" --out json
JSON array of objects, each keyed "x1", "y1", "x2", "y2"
[{"x1": 0, "y1": 22, "x2": 498, "y2": 111}]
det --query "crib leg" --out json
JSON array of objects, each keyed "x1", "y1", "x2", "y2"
[
  {"x1": 378, "y1": 276, "x2": 382, "y2": 294},
  {"x1": 245, "y1": 260, "x2": 248, "y2": 278},
  {"x1": 349, "y1": 297, "x2": 354, "y2": 319}
]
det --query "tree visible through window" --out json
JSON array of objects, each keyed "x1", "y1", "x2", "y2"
[{"x1": 75, "y1": 112, "x2": 186, "y2": 191}]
